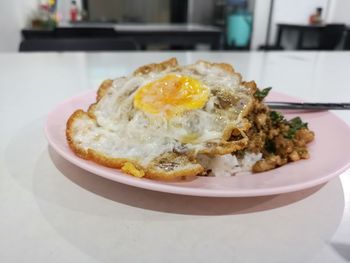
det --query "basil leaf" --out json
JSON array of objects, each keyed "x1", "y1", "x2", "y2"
[
  {"x1": 270, "y1": 111, "x2": 284, "y2": 125},
  {"x1": 285, "y1": 117, "x2": 308, "y2": 139},
  {"x1": 254, "y1": 87, "x2": 272, "y2": 100},
  {"x1": 288, "y1": 117, "x2": 308, "y2": 129},
  {"x1": 265, "y1": 139, "x2": 276, "y2": 153}
]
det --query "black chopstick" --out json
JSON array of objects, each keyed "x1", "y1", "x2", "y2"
[{"x1": 266, "y1": 102, "x2": 350, "y2": 110}]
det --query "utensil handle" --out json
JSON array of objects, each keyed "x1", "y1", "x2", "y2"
[{"x1": 266, "y1": 102, "x2": 350, "y2": 110}]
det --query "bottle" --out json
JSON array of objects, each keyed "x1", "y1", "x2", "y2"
[{"x1": 70, "y1": 0, "x2": 78, "y2": 22}]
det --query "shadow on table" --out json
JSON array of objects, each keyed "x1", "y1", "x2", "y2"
[
  {"x1": 330, "y1": 243, "x2": 350, "y2": 262},
  {"x1": 48, "y1": 146, "x2": 324, "y2": 216}
]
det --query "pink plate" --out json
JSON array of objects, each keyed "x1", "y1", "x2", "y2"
[{"x1": 45, "y1": 90, "x2": 350, "y2": 197}]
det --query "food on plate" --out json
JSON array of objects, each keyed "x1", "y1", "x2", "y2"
[{"x1": 66, "y1": 58, "x2": 314, "y2": 180}]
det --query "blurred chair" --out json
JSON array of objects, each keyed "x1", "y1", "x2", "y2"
[
  {"x1": 301, "y1": 24, "x2": 346, "y2": 50},
  {"x1": 19, "y1": 38, "x2": 140, "y2": 52},
  {"x1": 343, "y1": 30, "x2": 350, "y2": 50},
  {"x1": 318, "y1": 24, "x2": 346, "y2": 50}
]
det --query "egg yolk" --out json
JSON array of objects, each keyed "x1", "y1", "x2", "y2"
[{"x1": 134, "y1": 74, "x2": 209, "y2": 117}]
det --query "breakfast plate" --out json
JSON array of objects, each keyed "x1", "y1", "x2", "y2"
[{"x1": 45, "y1": 90, "x2": 350, "y2": 197}]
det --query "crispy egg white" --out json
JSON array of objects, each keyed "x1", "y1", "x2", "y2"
[{"x1": 68, "y1": 59, "x2": 254, "y2": 177}]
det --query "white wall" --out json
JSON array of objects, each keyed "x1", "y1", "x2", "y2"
[
  {"x1": 250, "y1": 0, "x2": 272, "y2": 49},
  {"x1": 0, "y1": 0, "x2": 40, "y2": 52},
  {"x1": 0, "y1": 0, "x2": 39, "y2": 52},
  {"x1": 327, "y1": 0, "x2": 350, "y2": 24},
  {"x1": 0, "y1": 1, "x2": 20, "y2": 52},
  {"x1": 15, "y1": 0, "x2": 39, "y2": 27}
]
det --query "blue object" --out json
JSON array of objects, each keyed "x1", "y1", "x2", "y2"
[{"x1": 227, "y1": 11, "x2": 252, "y2": 47}]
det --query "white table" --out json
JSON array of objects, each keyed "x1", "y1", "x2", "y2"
[{"x1": 1, "y1": 52, "x2": 350, "y2": 263}]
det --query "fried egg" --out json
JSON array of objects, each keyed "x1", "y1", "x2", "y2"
[{"x1": 66, "y1": 58, "x2": 255, "y2": 180}]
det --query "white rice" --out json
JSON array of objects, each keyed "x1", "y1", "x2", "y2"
[{"x1": 198, "y1": 152, "x2": 262, "y2": 177}]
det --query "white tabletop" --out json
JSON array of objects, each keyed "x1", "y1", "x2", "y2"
[{"x1": 1, "y1": 51, "x2": 350, "y2": 263}]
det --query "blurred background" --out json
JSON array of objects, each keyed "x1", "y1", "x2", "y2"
[{"x1": 1, "y1": 0, "x2": 350, "y2": 52}]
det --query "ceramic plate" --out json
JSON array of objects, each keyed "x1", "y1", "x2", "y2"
[{"x1": 45, "y1": 90, "x2": 350, "y2": 197}]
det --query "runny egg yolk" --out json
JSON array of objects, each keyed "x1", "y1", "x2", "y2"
[{"x1": 134, "y1": 74, "x2": 209, "y2": 118}]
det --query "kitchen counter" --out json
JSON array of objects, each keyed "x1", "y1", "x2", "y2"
[{"x1": 21, "y1": 23, "x2": 222, "y2": 50}]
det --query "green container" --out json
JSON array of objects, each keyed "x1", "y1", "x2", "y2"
[{"x1": 227, "y1": 11, "x2": 252, "y2": 47}]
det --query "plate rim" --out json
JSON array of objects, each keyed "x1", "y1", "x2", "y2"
[{"x1": 44, "y1": 90, "x2": 350, "y2": 197}]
